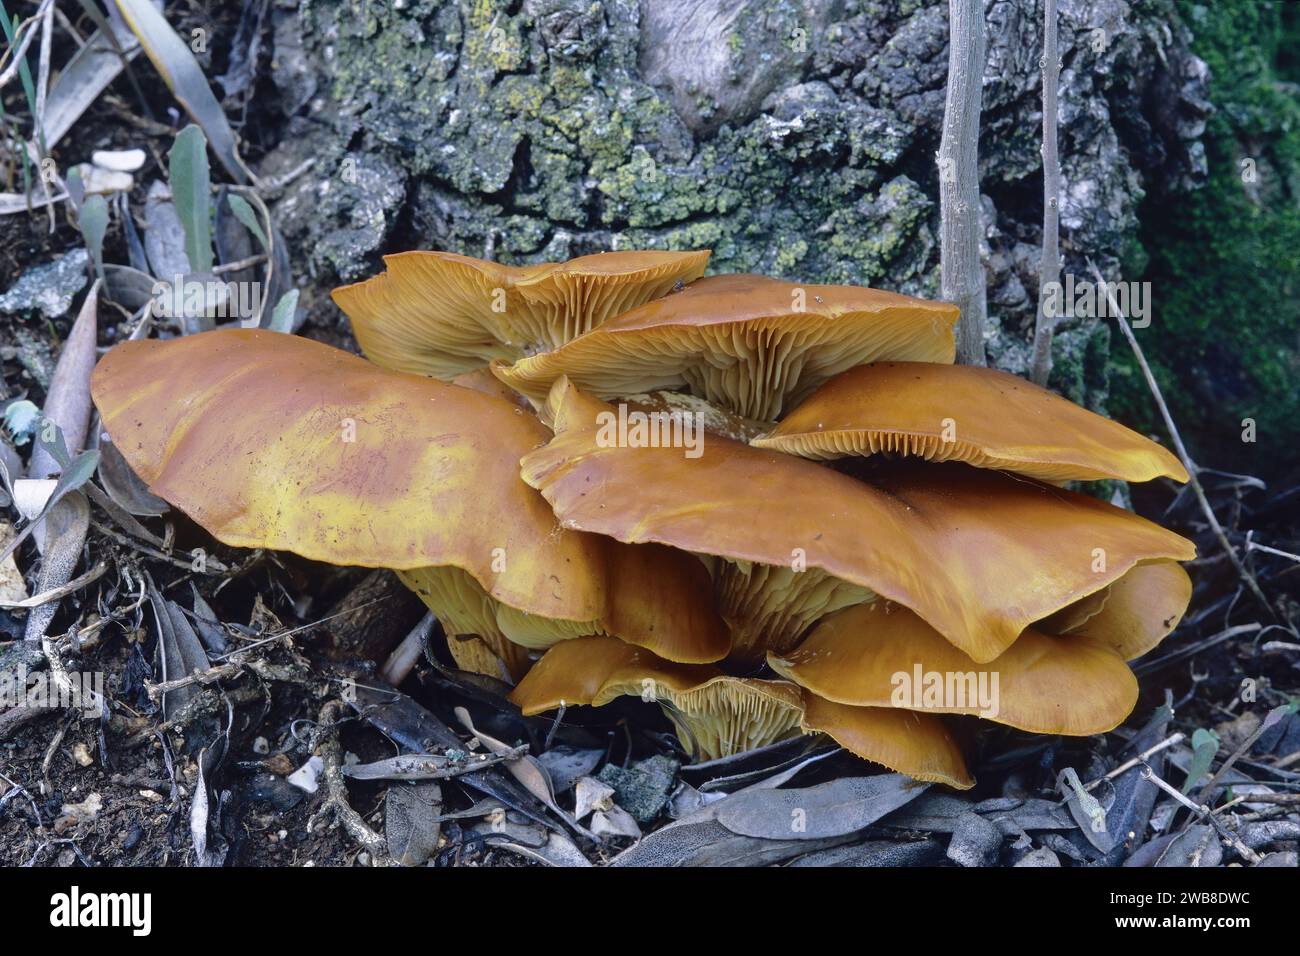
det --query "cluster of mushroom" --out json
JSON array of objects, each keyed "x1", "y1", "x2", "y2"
[{"x1": 91, "y1": 249, "x2": 1195, "y2": 789}]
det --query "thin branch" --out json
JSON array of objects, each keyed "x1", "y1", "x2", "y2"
[
  {"x1": 1089, "y1": 259, "x2": 1272, "y2": 615},
  {"x1": 1029, "y1": 0, "x2": 1060, "y2": 385},
  {"x1": 939, "y1": 0, "x2": 988, "y2": 366}
]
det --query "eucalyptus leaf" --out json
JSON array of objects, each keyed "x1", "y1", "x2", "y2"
[
  {"x1": 266, "y1": 289, "x2": 298, "y2": 333},
  {"x1": 1183, "y1": 728, "x2": 1220, "y2": 793},
  {"x1": 226, "y1": 193, "x2": 268, "y2": 249},
  {"x1": 168, "y1": 125, "x2": 214, "y2": 274},
  {"x1": 79, "y1": 195, "x2": 109, "y2": 283},
  {"x1": 385, "y1": 783, "x2": 442, "y2": 867},
  {"x1": 716, "y1": 774, "x2": 929, "y2": 840},
  {"x1": 113, "y1": 0, "x2": 250, "y2": 183}
]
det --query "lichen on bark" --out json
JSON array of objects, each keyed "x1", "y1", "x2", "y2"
[{"x1": 264, "y1": 0, "x2": 1210, "y2": 408}]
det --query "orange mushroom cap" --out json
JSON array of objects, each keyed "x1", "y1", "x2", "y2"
[
  {"x1": 752, "y1": 361, "x2": 1190, "y2": 483},
  {"x1": 331, "y1": 249, "x2": 710, "y2": 378},
  {"x1": 90, "y1": 330, "x2": 728, "y2": 664},
  {"x1": 510, "y1": 635, "x2": 972, "y2": 786},
  {"x1": 1064, "y1": 560, "x2": 1193, "y2": 660},
  {"x1": 522, "y1": 379, "x2": 1196, "y2": 663},
  {"x1": 769, "y1": 602, "x2": 1139, "y2": 735},
  {"x1": 493, "y1": 274, "x2": 958, "y2": 420}
]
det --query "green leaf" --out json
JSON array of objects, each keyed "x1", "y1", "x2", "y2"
[
  {"x1": 266, "y1": 289, "x2": 299, "y2": 333},
  {"x1": 79, "y1": 195, "x2": 109, "y2": 283},
  {"x1": 1182, "y1": 728, "x2": 1220, "y2": 793},
  {"x1": 168, "y1": 124, "x2": 214, "y2": 273},
  {"x1": 113, "y1": 0, "x2": 249, "y2": 184},
  {"x1": 226, "y1": 193, "x2": 268, "y2": 250},
  {"x1": 35, "y1": 418, "x2": 72, "y2": 470}
]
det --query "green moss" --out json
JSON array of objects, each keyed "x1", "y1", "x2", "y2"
[{"x1": 1113, "y1": 0, "x2": 1300, "y2": 475}]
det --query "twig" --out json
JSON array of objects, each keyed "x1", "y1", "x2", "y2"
[
  {"x1": 1196, "y1": 706, "x2": 1286, "y2": 805},
  {"x1": 939, "y1": 0, "x2": 988, "y2": 366},
  {"x1": 1084, "y1": 732, "x2": 1184, "y2": 791},
  {"x1": 212, "y1": 252, "x2": 266, "y2": 275},
  {"x1": 307, "y1": 699, "x2": 391, "y2": 864},
  {"x1": 1029, "y1": 0, "x2": 1060, "y2": 386},
  {"x1": 0, "y1": 0, "x2": 52, "y2": 89},
  {"x1": 0, "y1": 561, "x2": 107, "y2": 609},
  {"x1": 379, "y1": 612, "x2": 434, "y2": 686},
  {"x1": 1091, "y1": 259, "x2": 1273, "y2": 615},
  {"x1": 1140, "y1": 764, "x2": 1263, "y2": 865}
]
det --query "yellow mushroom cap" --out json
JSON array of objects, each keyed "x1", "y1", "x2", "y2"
[
  {"x1": 1065, "y1": 560, "x2": 1193, "y2": 660},
  {"x1": 522, "y1": 380, "x2": 1196, "y2": 663},
  {"x1": 752, "y1": 361, "x2": 1190, "y2": 484},
  {"x1": 769, "y1": 603, "x2": 1139, "y2": 736},
  {"x1": 331, "y1": 249, "x2": 710, "y2": 378},
  {"x1": 494, "y1": 274, "x2": 958, "y2": 420},
  {"x1": 510, "y1": 636, "x2": 972, "y2": 784},
  {"x1": 798, "y1": 693, "x2": 974, "y2": 789}
]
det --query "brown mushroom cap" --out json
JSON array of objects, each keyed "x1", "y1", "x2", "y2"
[
  {"x1": 522, "y1": 379, "x2": 1196, "y2": 663},
  {"x1": 494, "y1": 274, "x2": 959, "y2": 420},
  {"x1": 331, "y1": 249, "x2": 710, "y2": 378},
  {"x1": 769, "y1": 603, "x2": 1139, "y2": 735},
  {"x1": 510, "y1": 636, "x2": 972, "y2": 784},
  {"x1": 92, "y1": 331, "x2": 728, "y2": 667},
  {"x1": 752, "y1": 361, "x2": 1189, "y2": 483}
]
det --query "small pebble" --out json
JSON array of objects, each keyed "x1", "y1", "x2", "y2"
[{"x1": 91, "y1": 148, "x2": 147, "y2": 172}]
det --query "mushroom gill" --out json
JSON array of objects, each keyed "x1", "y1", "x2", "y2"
[
  {"x1": 493, "y1": 274, "x2": 959, "y2": 420},
  {"x1": 332, "y1": 249, "x2": 710, "y2": 378}
]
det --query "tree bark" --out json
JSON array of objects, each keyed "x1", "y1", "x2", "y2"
[
  {"x1": 1030, "y1": 0, "x2": 1062, "y2": 386},
  {"x1": 939, "y1": 0, "x2": 989, "y2": 366}
]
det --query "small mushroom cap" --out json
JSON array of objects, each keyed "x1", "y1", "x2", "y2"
[
  {"x1": 90, "y1": 329, "x2": 605, "y2": 623},
  {"x1": 511, "y1": 636, "x2": 973, "y2": 781},
  {"x1": 770, "y1": 603, "x2": 1139, "y2": 736},
  {"x1": 523, "y1": 380, "x2": 1197, "y2": 663},
  {"x1": 494, "y1": 274, "x2": 958, "y2": 420},
  {"x1": 798, "y1": 694, "x2": 974, "y2": 789},
  {"x1": 331, "y1": 249, "x2": 710, "y2": 378},
  {"x1": 1065, "y1": 560, "x2": 1192, "y2": 660},
  {"x1": 752, "y1": 362, "x2": 1190, "y2": 484},
  {"x1": 399, "y1": 537, "x2": 729, "y2": 664},
  {"x1": 508, "y1": 636, "x2": 805, "y2": 758}
]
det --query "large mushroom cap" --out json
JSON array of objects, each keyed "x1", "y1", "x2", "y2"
[
  {"x1": 511, "y1": 635, "x2": 972, "y2": 785},
  {"x1": 331, "y1": 249, "x2": 710, "y2": 378},
  {"x1": 494, "y1": 274, "x2": 959, "y2": 420},
  {"x1": 770, "y1": 603, "x2": 1139, "y2": 735},
  {"x1": 752, "y1": 361, "x2": 1190, "y2": 484},
  {"x1": 522, "y1": 380, "x2": 1197, "y2": 663},
  {"x1": 92, "y1": 330, "x2": 727, "y2": 666},
  {"x1": 92, "y1": 329, "x2": 604, "y2": 622}
]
